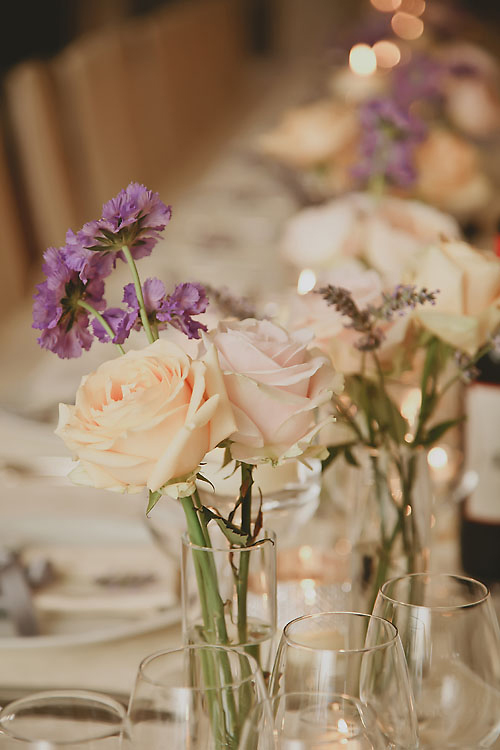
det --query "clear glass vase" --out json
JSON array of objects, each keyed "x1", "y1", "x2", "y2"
[
  {"x1": 350, "y1": 445, "x2": 433, "y2": 612},
  {"x1": 181, "y1": 529, "x2": 277, "y2": 674}
]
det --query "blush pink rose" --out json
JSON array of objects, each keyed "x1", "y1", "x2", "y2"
[
  {"x1": 289, "y1": 263, "x2": 411, "y2": 375},
  {"x1": 56, "y1": 339, "x2": 236, "y2": 495},
  {"x1": 281, "y1": 192, "x2": 459, "y2": 287},
  {"x1": 205, "y1": 319, "x2": 343, "y2": 464}
]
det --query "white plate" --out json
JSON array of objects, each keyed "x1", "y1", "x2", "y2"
[{"x1": 0, "y1": 516, "x2": 181, "y2": 649}]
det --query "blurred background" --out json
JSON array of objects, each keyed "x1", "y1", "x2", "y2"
[{"x1": 1, "y1": 0, "x2": 500, "y2": 407}]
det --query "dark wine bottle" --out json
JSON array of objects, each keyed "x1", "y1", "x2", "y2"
[{"x1": 460, "y1": 348, "x2": 500, "y2": 584}]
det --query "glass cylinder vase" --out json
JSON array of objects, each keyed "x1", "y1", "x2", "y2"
[
  {"x1": 181, "y1": 529, "x2": 277, "y2": 674},
  {"x1": 350, "y1": 445, "x2": 433, "y2": 612}
]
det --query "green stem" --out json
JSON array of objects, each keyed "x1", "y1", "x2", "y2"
[
  {"x1": 180, "y1": 495, "x2": 239, "y2": 746},
  {"x1": 77, "y1": 300, "x2": 125, "y2": 355},
  {"x1": 237, "y1": 464, "x2": 254, "y2": 647},
  {"x1": 121, "y1": 244, "x2": 156, "y2": 344}
]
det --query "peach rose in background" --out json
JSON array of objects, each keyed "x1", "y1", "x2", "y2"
[
  {"x1": 56, "y1": 339, "x2": 236, "y2": 496},
  {"x1": 257, "y1": 99, "x2": 359, "y2": 170},
  {"x1": 206, "y1": 318, "x2": 343, "y2": 464},
  {"x1": 410, "y1": 240, "x2": 500, "y2": 355},
  {"x1": 439, "y1": 43, "x2": 500, "y2": 139},
  {"x1": 281, "y1": 193, "x2": 460, "y2": 287},
  {"x1": 414, "y1": 129, "x2": 493, "y2": 219}
]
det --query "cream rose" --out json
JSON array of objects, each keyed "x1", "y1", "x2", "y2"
[
  {"x1": 257, "y1": 99, "x2": 359, "y2": 169},
  {"x1": 411, "y1": 240, "x2": 500, "y2": 354},
  {"x1": 56, "y1": 339, "x2": 236, "y2": 495},
  {"x1": 205, "y1": 319, "x2": 343, "y2": 464},
  {"x1": 414, "y1": 129, "x2": 492, "y2": 218},
  {"x1": 281, "y1": 192, "x2": 459, "y2": 287}
]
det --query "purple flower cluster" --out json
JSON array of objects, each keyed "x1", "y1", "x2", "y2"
[
  {"x1": 33, "y1": 246, "x2": 107, "y2": 359},
  {"x1": 352, "y1": 97, "x2": 427, "y2": 188},
  {"x1": 32, "y1": 183, "x2": 207, "y2": 358},
  {"x1": 92, "y1": 279, "x2": 208, "y2": 344},
  {"x1": 392, "y1": 56, "x2": 446, "y2": 108}
]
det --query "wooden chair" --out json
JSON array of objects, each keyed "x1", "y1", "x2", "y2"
[{"x1": 4, "y1": 60, "x2": 79, "y2": 254}]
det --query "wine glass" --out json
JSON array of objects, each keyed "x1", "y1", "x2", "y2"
[
  {"x1": 373, "y1": 573, "x2": 500, "y2": 748},
  {"x1": 270, "y1": 611, "x2": 418, "y2": 749},
  {"x1": 127, "y1": 644, "x2": 268, "y2": 750},
  {"x1": 0, "y1": 690, "x2": 128, "y2": 749},
  {"x1": 239, "y1": 691, "x2": 397, "y2": 749}
]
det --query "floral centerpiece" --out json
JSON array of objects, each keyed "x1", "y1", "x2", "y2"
[
  {"x1": 258, "y1": 45, "x2": 496, "y2": 223},
  {"x1": 291, "y1": 239, "x2": 500, "y2": 607},
  {"x1": 32, "y1": 183, "x2": 341, "y2": 742}
]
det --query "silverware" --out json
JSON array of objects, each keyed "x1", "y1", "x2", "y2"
[{"x1": 0, "y1": 548, "x2": 40, "y2": 636}]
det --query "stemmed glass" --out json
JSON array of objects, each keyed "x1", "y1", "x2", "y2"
[
  {"x1": 373, "y1": 573, "x2": 500, "y2": 748},
  {"x1": 127, "y1": 644, "x2": 268, "y2": 750},
  {"x1": 269, "y1": 611, "x2": 418, "y2": 749},
  {"x1": 239, "y1": 691, "x2": 398, "y2": 749},
  {"x1": 0, "y1": 690, "x2": 128, "y2": 749}
]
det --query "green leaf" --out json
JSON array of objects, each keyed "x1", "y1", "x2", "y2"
[
  {"x1": 417, "y1": 416, "x2": 465, "y2": 447},
  {"x1": 347, "y1": 374, "x2": 408, "y2": 445},
  {"x1": 146, "y1": 490, "x2": 162, "y2": 516},
  {"x1": 200, "y1": 507, "x2": 250, "y2": 547},
  {"x1": 196, "y1": 472, "x2": 215, "y2": 492}
]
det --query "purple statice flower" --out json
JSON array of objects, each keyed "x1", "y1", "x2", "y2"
[
  {"x1": 32, "y1": 246, "x2": 106, "y2": 359},
  {"x1": 123, "y1": 277, "x2": 167, "y2": 320},
  {"x1": 118, "y1": 279, "x2": 209, "y2": 340},
  {"x1": 65, "y1": 228, "x2": 115, "y2": 285},
  {"x1": 352, "y1": 97, "x2": 427, "y2": 188},
  {"x1": 157, "y1": 282, "x2": 209, "y2": 339},
  {"x1": 392, "y1": 55, "x2": 446, "y2": 108},
  {"x1": 82, "y1": 182, "x2": 172, "y2": 261},
  {"x1": 91, "y1": 308, "x2": 137, "y2": 345}
]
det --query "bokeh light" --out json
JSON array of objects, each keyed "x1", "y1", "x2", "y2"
[
  {"x1": 373, "y1": 40, "x2": 401, "y2": 68},
  {"x1": 370, "y1": 0, "x2": 401, "y2": 11},
  {"x1": 349, "y1": 44, "x2": 377, "y2": 76},
  {"x1": 391, "y1": 11, "x2": 424, "y2": 40},
  {"x1": 399, "y1": 0, "x2": 426, "y2": 16}
]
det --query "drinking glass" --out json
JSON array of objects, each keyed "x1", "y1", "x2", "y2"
[
  {"x1": 239, "y1": 692, "x2": 397, "y2": 749},
  {"x1": 0, "y1": 690, "x2": 128, "y2": 749},
  {"x1": 373, "y1": 573, "x2": 500, "y2": 748},
  {"x1": 270, "y1": 611, "x2": 418, "y2": 749},
  {"x1": 127, "y1": 644, "x2": 268, "y2": 750}
]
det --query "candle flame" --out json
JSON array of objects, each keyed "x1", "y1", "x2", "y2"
[
  {"x1": 297, "y1": 269, "x2": 316, "y2": 295},
  {"x1": 349, "y1": 44, "x2": 377, "y2": 76}
]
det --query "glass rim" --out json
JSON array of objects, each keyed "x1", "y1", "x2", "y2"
[
  {"x1": 378, "y1": 572, "x2": 490, "y2": 611},
  {"x1": 0, "y1": 689, "x2": 126, "y2": 744},
  {"x1": 181, "y1": 530, "x2": 276, "y2": 553},
  {"x1": 137, "y1": 644, "x2": 261, "y2": 691},
  {"x1": 282, "y1": 611, "x2": 399, "y2": 654}
]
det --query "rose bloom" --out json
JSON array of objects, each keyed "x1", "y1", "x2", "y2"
[
  {"x1": 257, "y1": 99, "x2": 359, "y2": 170},
  {"x1": 281, "y1": 192, "x2": 459, "y2": 287},
  {"x1": 439, "y1": 42, "x2": 500, "y2": 139},
  {"x1": 205, "y1": 318, "x2": 343, "y2": 464},
  {"x1": 56, "y1": 339, "x2": 236, "y2": 495},
  {"x1": 414, "y1": 129, "x2": 492, "y2": 219},
  {"x1": 289, "y1": 263, "x2": 414, "y2": 376},
  {"x1": 411, "y1": 240, "x2": 500, "y2": 355}
]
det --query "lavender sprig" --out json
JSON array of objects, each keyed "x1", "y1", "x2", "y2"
[
  {"x1": 352, "y1": 97, "x2": 427, "y2": 189},
  {"x1": 373, "y1": 285, "x2": 439, "y2": 321},
  {"x1": 317, "y1": 283, "x2": 439, "y2": 352},
  {"x1": 204, "y1": 284, "x2": 260, "y2": 321}
]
